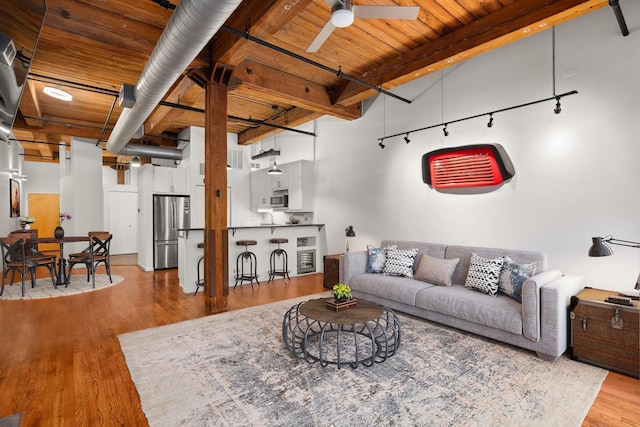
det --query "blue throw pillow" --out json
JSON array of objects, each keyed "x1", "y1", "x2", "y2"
[
  {"x1": 498, "y1": 256, "x2": 537, "y2": 303},
  {"x1": 366, "y1": 245, "x2": 396, "y2": 273}
]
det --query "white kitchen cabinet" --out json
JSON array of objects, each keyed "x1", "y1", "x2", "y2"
[
  {"x1": 250, "y1": 168, "x2": 271, "y2": 212},
  {"x1": 287, "y1": 160, "x2": 314, "y2": 211},
  {"x1": 153, "y1": 166, "x2": 190, "y2": 194},
  {"x1": 271, "y1": 163, "x2": 289, "y2": 190}
]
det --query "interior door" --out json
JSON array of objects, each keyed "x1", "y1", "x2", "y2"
[
  {"x1": 27, "y1": 193, "x2": 59, "y2": 252},
  {"x1": 108, "y1": 191, "x2": 138, "y2": 255}
]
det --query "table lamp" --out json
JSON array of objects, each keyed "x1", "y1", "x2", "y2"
[
  {"x1": 588, "y1": 235, "x2": 640, "y2": 297},
  {"x1": 345, "y1": 225, "x2": 355, "y2": 253}
]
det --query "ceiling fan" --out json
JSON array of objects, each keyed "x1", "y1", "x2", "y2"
[{"x1": 306, "y1": 0, "x2": 420, "y2": 52}]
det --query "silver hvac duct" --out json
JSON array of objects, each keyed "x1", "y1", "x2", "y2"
[
  {"x1": 118, "y1": 143, "x2": 182, "y2": 161},
  {"x1": 105, "y1": 0, "x2": 243, "y2": 154}
]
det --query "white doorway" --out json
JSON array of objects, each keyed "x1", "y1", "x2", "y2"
[{"x1": 107, "y1": 189, "x2": 138, "y2": 255}]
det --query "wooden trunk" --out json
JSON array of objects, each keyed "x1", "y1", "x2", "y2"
[
  {"x1": 323, "y1": 254, "x2": 341, "y2": 289},
  {"x1": 570, "y1": 288, "x2": 639, "y2": 378}
]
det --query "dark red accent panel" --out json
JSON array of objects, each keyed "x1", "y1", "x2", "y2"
[{"x1": 422, "y1": 143, "x2": 514, "y2": 189}]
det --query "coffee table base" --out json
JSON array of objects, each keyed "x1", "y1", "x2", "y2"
[{"x1": 282, "y1": 300, "x2": 401, "y2": 368}]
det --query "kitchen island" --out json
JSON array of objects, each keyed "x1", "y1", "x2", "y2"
[{"x1": 178, "y1": 224, "x2": 326, "y2": 293}]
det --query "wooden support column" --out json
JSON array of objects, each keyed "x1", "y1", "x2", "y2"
[{"x1": 203, "y1": 64, "x2": 233, "y2": 313}]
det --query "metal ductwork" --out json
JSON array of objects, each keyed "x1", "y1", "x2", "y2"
[
  {"x1": 105, "y1": 0, "x2": 243, "y2": 155},
  {"x1": 609, "y1": 0, "x2": 629, "y2": 37},
  {"x1": 118, "y1": 143, "x2": 182, "y2": 161}
]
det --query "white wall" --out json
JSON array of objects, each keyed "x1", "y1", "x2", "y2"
[
  {"x1": 315, "y1": 3, "x2": 640, "y2": 292},
  {"x1": 0, "y1": 141, "x2": 24, "y2": 235}
]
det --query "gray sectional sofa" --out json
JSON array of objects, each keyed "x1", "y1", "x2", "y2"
[{"x1": 340, "y1": 240, "x2": 585, "y2": 360}]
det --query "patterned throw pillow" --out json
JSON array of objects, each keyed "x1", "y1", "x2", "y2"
[
  {"x1": 464, "y1": 253, "x2": 504, "y2": 296},
  {"x1": 498, "y1": 256, "x2": 537, "y2": 303},
  {"x1": 414, "y1": 254, "x2": 460, "y2": 286},
  {"x1": 366, "y1": 245, "x2": 397, "y2": 273},
  {"x1": 383, "y1": 248, "x2": 419, "y2": 277}
]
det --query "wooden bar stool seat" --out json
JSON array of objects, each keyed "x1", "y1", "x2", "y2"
[
  {"x1": 268, "y1": 238, "x2": 290, "y2": 284},
  {"x1": 234, "y1": 240, "x2": 260, "y2": 289}
]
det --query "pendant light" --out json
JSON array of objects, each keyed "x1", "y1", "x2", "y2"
[
  {"x1": 268, "y1": 161, "x2": 282, "y2": 175},
  {"x1": 267, "y1": 128, "x2": 282, "y2": 174}
]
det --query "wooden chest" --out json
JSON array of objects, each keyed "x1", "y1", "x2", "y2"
[
  {"x1": 570, "y1": 288, "x2": 639, "y2": 378},
  {"x1": 323, "y1": 254, "x2": 341, "y2": 289}
]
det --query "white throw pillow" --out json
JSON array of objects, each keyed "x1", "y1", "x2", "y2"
[
  {"x1": 464, "y1": 253, "x2": 504, "y2": 296},
  {"x1": 383, "y1": 248, "x2": 419, "y2": 277}
]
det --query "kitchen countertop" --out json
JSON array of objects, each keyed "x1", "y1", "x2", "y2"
[
  {"x1": 179, "y1": 224, "x2": 325, "y2": 236},
  {"x1": 228, "y1": 223, "x2": 324, "y2": 235}
]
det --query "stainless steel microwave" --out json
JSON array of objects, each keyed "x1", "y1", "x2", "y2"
[{"x1": 270, "y1": 193, "x2": 288, "y2": 208}]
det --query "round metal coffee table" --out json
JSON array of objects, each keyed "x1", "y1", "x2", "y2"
[{"x1": 282, "y1": 298, "x2": 401, "y2": 368}]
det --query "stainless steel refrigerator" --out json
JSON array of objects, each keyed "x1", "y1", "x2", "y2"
[{"x1": 153, "y1": 195, "x2": 190, "y2": 269}]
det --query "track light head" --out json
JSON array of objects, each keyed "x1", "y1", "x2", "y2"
[
  {"x1": 404, "y1": 133, "x2": 410, "y2": 144},
  {"x1": 378, "y1": 141, "x2": 385, "y2": 149},
  {"x1": 487, "y1": 114, "x2": 494, "y2": 128},
  {"x1": 443, "y1": 124, "x2": 449, "y2": 137},
  {"x1": 554, "y1": 97, "x2": 562, "y2": 114}
]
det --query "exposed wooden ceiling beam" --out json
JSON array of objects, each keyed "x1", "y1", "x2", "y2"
[
  {"x1": 233, "y1": 60, "x2": 361, "y2": 121},
  {"x1": 334, "y1": 0, "x2": 608, "y2": 106},
  {"x1": 237, "y1": 107, "x2": 321, "y2": 145}
]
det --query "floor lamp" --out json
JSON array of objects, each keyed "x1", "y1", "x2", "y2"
[{"x1": 588, "y1": 236, "x2": 640, "y2": 298}]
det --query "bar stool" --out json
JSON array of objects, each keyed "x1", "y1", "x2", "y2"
[
  {"x1": 194, "y1": 242, "x2": 204, "y2": 296},
  {"x1": 235, "y1": 240, "x2": 260, "y2": 289},
  {"x1": 268, "y1": 238, "x2": 290, "y2": 283}
]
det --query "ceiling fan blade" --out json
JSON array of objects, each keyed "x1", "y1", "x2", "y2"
[
  {"x1": 306, "y1": 20, "x2": 337, "y2": 52},
  {"x1": 353, "y1": 5, "x2": 420, "y2": 20}
]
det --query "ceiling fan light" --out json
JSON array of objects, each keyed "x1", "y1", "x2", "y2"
[
  {"x1": 331, "y1": 8, "x2": 354, "y2": 28},
  {"x1": 43, "y1": 86, "x2": 73, "y2": 102}
]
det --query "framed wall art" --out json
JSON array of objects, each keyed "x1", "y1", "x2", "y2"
[{"x1": 9, "y1": 178, "x2": 20, "y2": 218}]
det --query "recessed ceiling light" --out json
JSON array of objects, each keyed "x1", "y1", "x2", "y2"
[
  {"x1": 539, "y1": 23, "x2": 548, "y2": 28},
  {"x1": 43, "y1": 86, "x2": 73, "y2": 101},
  {"x1": 523, "y1": 28, "x2": 532, "y2": 34}
]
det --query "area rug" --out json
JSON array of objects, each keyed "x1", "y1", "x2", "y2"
[
  {"x1": 0, "y1": 274, "x2": 123, "y2": 300},
  {"x1": 118, "y1": 293, "x2": 607, "y2": 427}
]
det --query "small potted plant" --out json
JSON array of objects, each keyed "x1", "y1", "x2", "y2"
[{"x1": 332, "y1": 283, "x2": 352, "y2": 303}]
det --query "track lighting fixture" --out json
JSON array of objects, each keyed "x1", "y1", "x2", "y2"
[
  {"x1": 378, "y1": 141, "x2": 385, "y2": 149},
  {"x1": 487, "y1": 114, "x2": 494, "y2": 128},
  {"x1": 554, "y1": 97, "x2": 561, "y2": 114},
  {"x1": 404, "y1": 133, "x2": 410, "y2": 144},
  {"x1": 442, "y1": 124, "x2": 449, "y2": 137},
  {"x1": 130, "y1": 156, "x2": 141, "y2": 167},
  {"x1": 227, "y1": 164, "x2": 231, "y2": 170}
]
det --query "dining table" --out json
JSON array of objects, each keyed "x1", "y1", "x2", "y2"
[{"x1": 28, "y1": 236, "x2": 90, "y2": 287}]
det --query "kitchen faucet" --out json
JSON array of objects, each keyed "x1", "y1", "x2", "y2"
[{"x1": 262, "y1": 212, "x2": 274, "y2": 225}]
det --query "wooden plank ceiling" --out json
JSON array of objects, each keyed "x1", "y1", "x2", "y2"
[{"x1": 8, "y1": 0, "x2": 610, "y2": 167}]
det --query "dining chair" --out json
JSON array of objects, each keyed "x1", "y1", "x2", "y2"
[
  {"x1": 67, "y1": 232, "x2": 113, "y2": 288},
  {"x1": 1, "y1": 235, "x2": 57, "y2": 297}
]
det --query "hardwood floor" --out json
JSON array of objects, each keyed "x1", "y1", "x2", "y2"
[{"x1": 0, "y1": 266, "x2": 637, "y2": 426}]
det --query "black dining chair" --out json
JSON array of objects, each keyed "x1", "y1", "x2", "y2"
[
  {"x1": 67, "y1": 232, "x2": 113, "y2": 288},
  {"x1": 1, "y1": 235, "x2": 57, "y2": 297}
]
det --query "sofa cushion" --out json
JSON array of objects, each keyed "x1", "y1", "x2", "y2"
[
  {"x1": 414, "y1": 254, "x2": 460, "y2": 286},
  {"x1": 349, "y1": 273, "x2": 434, "y2": 306},
  {"x1": 499, "y1": 256, "x2": 537, "y2": 303},
  {"x1": 415, "y1": 285, "x2": 523, "y2": 335},
  {"x1": 366, "y1": 244, "x2": 397, "y2": 273},
  {"x1": 464, "y1": 253, "x2": 504, "y2": 296},
  {"x1": 383, "y1": 248, "x2": 419, "y2": 277},
  {"x1": 445, "y1": 245, "x2": 548, "y2": 287}
]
